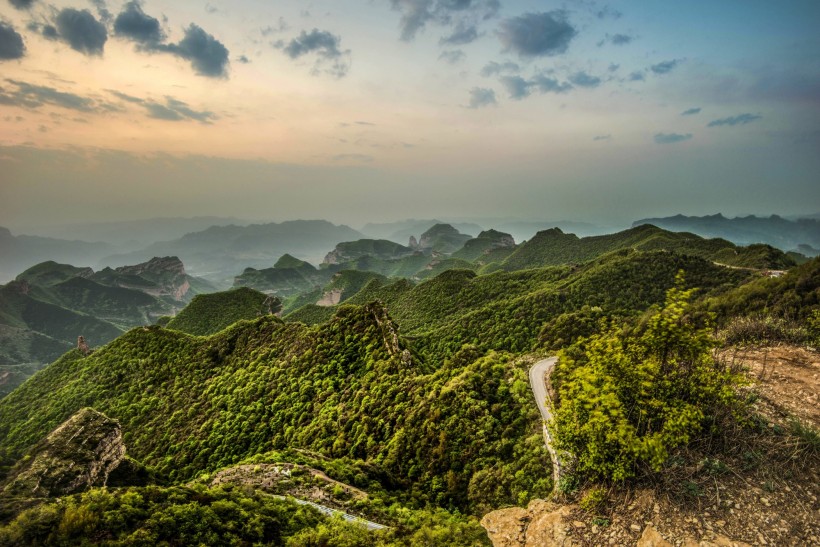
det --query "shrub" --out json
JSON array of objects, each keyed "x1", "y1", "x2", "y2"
[{"x1": 552, "y1": 273, "x2": 746, "y2": 482}]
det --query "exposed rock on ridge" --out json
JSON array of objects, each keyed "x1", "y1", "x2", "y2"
[{"x1": 1, "y1": 408, "x2": 126, "y2": 497}]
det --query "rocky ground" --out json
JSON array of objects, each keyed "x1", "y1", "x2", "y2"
[{"x1": 482, "y1": 345, "x2": 820, "y2": 546}]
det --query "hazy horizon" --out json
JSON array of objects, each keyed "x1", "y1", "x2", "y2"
[{"x1": 2, "y1": 1, "x2": 819, "y2": 229}]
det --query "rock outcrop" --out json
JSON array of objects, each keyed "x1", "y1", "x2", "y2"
[{"x1": 1, "y1": 408, "x2": 127, "y2": 497}]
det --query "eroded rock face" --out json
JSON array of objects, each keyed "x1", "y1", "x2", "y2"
[
  {"x1": 2, "y1": 408, "x2": 126, "y2": 497},
  {"x1": 481, "y1": 500, "x2": 572, "y2": 547}
]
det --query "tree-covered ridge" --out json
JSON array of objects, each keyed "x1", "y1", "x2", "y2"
[
  {"x1": 165, "y1": 287, "x2": 279, "y2": 336},
  {"x1": 701, "y1": 256, "x2": 819, "y2": 322},
  {"x1": 502, "y1": 224, "x2": 795, "y2": 271},
  {"x1": 0, "y1": 303, "x2": 549, "y2": 513},
  {"x1": 329, "y1": 250, "x2": 751, "y2": 363},
  {"x1": 324, "y1": 239, "x2": 415, "y2": 264}
]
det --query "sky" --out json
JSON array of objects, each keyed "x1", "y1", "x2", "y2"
[{"x1": 1, "y1": 0, "x2": 819, "y2": 231}]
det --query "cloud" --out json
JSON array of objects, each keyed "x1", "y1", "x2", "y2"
[
  {"x1": 261, "y1": 18, "x2": 290, "y2": 36},
  {"x1": 107, "y1": 89, "x2": 216, "y2": 122},
  {"x1": 0, "y1": 22, "x2": 25, "y2": 60},
  {"x1": 237, "y1": 55, "x2": 250, "y2": 64},
  {"x1": 497, "y1": 11, "x2": 576, "y2": 58},
  {"x1": 146, "y1": 98, "x2": 216, "y2": 123},
  {"x1": 707, "y1": 113, "x2": 762, "y2": 127},
  {"x1": 440, "y1": 23, "x2": 478, "y2": 45},
  {"x1": 158, "y1": 24, "x2": 230, "y2": 78},
  {"x1": 480, "y1": 60, "x2": 519, "y2": 77},
  {"x1": 610, "y1": 33, "x2": 632, "y2": 45},
  {"x1": 596, "y1": 6, "x2": 622, "y2": 19},
  {"x1": 598, "y1": 33, "x2": 632, "y2": 47},
  {"x1": 468, "y1": 87, "x2": 496, "y2": 108},
  {"x1": 650, "y1": 59, "x2": 680, "y2": 75},
  {"x1": 277, "y1": 29, "x2": 350, "y2": 77},
  {"x1": 593, "y1": 134, "x2": 611, "y2": 141},
  {"x1": 628, "y1": 71, "x2": 645, "y2": 81},
  {"x1": 499, "y1": 72, "x2": 573, "y2": 100},
  {"x1": 390, "y1": 0, "x2": 500, "y2": 42},
  {"x1": 114, "y1": 1, "x2": 164, "y2": 45},
  {"x1": 681, "y1": 107, "x2": 701, "y2": 116},
  {"x1": 531, "y1": 73, "x2": 572, "y2": 94},
  {"x1": 654, "y1": 132, "x2": 692, "y2": 144},
  {"x1": 9, "y1": 0, "x2": 35, "y2": 9},
  {"x1": 89, "y1": 0, "x2": 112, "y2": 24},
  {"x1": 569, "y1": 71, "x2": 601, "y2": 88},
  {"x1": 53, "y1": 8, "x2": 107, "y2": 56},
  {"x1": 0, "y1": 79, "x2": 98, "y2": 111},
  {"x1": 438, "y1": 49, "x2": 465, "y2": 64},
  {"x1": 500, "y1": 75, "x2": 531, "y2": 100}
]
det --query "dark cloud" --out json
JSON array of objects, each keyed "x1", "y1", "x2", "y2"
[
  {"x1": 90, "y1": 0, "x2": 112, "y2": 24},
  {"x1": 480, "y1": 60, "x2": 519, "y2": 77},
  {"x1": 497, "y1": 11, "x2": 576, "y2": 58},
  {"x1": 654, "y1": 132, "x2": 692, "y2": 144},
  {"x1": 593, "y1": 134, "x2": 611, "y2": 141},
  {"x1": 500, "y1": 72, "x2": 572, "y2": 99},
  {"x1": 0, "y1": 22, "x2": 25, "y2": 60},
  {"x1": 278, "y1": 29, "x2": 350, "y2": 77},
  {"x1": 158, "y1": 24, "x2": 230, "y2": 78},
  {"x1": 608, "y1": 63, "x2": 619, "y2": 72},
  {"x1": 681, "y1": 107, "x2": 701, "y2": 116},
  {"x1": 569, "y1": 71, "x2": 601, "y2": 88},
  {"x1": 0, "y1": 79, "x2": 97, "y2": 111},
  {"x1": 707, "y1": 113, "x2": 761, "y2": 127},
  {"x1": 438, "y1": 49, "x2": 465, "y2": 64},
  {"x1": 390, "y1": 0, "x2": 500, "y2": 42},
  {"x1": 55, "y1": 8, "x2": 108, "y2": 56},
  {"x1": 531, "y1": 73, "x2": 572, "y2": 94},
  {"x1": 650, "y1": 59, "x2": 680, "y2": 75},
  {"x1": 500, "y1": 75, "x2": 531, "y2": 100},
  {"x1": 9, "y1": 0, "x2": 35, "y2": 9},
  {"x1": 468, "y1": 87, "x2": 496, "y2": 108},
  {"x1": 628, "y1": 71, "x2": 645, "y2": 81},
  {"x1": 237, "y1": 55, "x2": 250, "y2": 64},
  {"x1": 440, "y1": 23, "x2": 478, "y2": 45},
  {"x1": 115, "y1": 1, "x2": 165, "y2": 45}
]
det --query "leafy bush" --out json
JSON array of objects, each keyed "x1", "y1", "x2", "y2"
[{"x1": 552, "y1": 274, "x2": 746, "y2": 481}]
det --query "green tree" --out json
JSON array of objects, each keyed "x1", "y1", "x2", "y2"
[{"x1": 552, "y1": 273, "x2": 744, "y2": 481}]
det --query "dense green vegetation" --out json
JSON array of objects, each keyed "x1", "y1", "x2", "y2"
[
  {"x1": 0, "y1": 483, "x2": 491, "y2": 546},
  {"x1": 339, "y1": 250, "x2": 751, "y2": 363},
  {"x1": 0, "y1": 303, "x2": 549, "y2": 514},
  {"x1": 552, "y1": 276, "x2": 745, "y2": 481},
  {"x1": 166, "y1": 287, "x2": 278, "y2": 336}
]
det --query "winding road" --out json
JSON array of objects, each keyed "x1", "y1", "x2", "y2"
[{"x1": 528, "y1": 357, "x2": 563, "y2": 489}]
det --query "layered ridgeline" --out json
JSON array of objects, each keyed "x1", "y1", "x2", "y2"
[
  {"x1": 0, "y1": 257, "x2": 215, "y2": 397},
  {"x1": 633, "y1": 213, "x2": 820, "y2": 256},
  {"x1": 103, "y1": 220, "x2": 364, "y2": 287}
]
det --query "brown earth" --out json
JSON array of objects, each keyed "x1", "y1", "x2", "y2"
[{"x1": 482, "y1": 345, "x2": 820, "y2": 546}]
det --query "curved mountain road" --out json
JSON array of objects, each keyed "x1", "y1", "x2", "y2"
[{"x1": 529, "y1": 357, "x2": 563, "y2": 489}]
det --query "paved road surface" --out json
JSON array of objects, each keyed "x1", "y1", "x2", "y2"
[
  {"x1": 274, "y1": 496, "x2": 387, "y2": 531},
  {"x1": 528, "y1": 357, "x2": 563, "y2": 489}
]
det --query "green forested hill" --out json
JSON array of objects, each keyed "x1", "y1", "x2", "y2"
[
  {"x1": 502, "y1": 224, "x2": 795, "y2": 271},
  {"x1": 0, "y1": 303, "x2": 548, "y2": 514},
  {"x1": 165, "y1": 287, "x2": 276, "y2": 336}
]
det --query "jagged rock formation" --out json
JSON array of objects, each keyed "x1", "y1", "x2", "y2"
[
  {"x1": 77, "y1": 335, "x2": 90, "y2": 355},
  {"x1": 94, "y1": 256, "x2": 192, "y2": 301},
  {"x1": 409, "y1": 235, "x2": 419, "y2": 249},
  {"x1": 1, "y1": 408, "x2": 126, "y2": 497}
]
